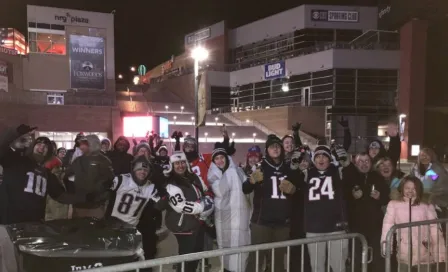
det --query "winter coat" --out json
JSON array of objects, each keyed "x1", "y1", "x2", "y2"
[
  {"x1": 106, "y1": 136, "x2": 134, "y2": 175},
  {"x1": 381, "y1": 198, "x2": 446, "y2": 265},
  {"x1": 65, "y1": 135, "x2": 115, "y2": 209},
  {"x1": 208, "y1": 156, "x2": 251, "y2": 272},
  {"x1": 411, "y1": 161, "x2": 448, "y2": 208},
  {"x1": 345, "y1": 168, "x2": 390, "y2": 234}
]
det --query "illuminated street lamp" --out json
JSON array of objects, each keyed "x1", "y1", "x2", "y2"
[
  {"x1": 165, "y1": 105, "x2": 169, "y2": 111},
  {"x1": 181, "y1": 105, "x2": 184, "y2": 113},
  {"x1": 173, "y1": 115, "x2": 177, "y2": 124},
  {"x1": 192, "y1": 46, "x2": 209, "y2": 149},
  {"x1": 204, "y1": 132, "x2": 208, "y2": 142},
  {"x1": 130, "y1": 66, "x2": 136, "y2": 72},
  {"x1": 133, "y1": 76, "x2": 139, "y2": 85},
  {"x1": 253, "y1": 133, "x2": 257, "y2": 143},
  {"x1": 118, "y1": 74, "x2": 123, "y2": 79},
  {"x1": 231, "y1": 132, "x2": 235, "y2": 141},
  {"x1": 215, "y1": 117, "x2": 219, "y2": 125}
]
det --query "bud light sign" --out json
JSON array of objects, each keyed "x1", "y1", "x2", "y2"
[{"x1": 264, "y1": 61, "x2": 285, "y2": 80}]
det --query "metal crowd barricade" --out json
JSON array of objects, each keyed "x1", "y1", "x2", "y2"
[
  {"x1": 383, "y1": 218, "x2": 448, "y2": 272},
  {"x1": 82, "y1": 232, "x2": 369, "y2": 272}
]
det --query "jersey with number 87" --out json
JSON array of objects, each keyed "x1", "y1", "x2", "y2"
[{"x1": 109, "y1": 174, "x2": 158, "y2": 227}]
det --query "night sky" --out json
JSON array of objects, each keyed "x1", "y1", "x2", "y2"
[{"x1": 1, "y1": 0, "x2": 378, "y2": 77}]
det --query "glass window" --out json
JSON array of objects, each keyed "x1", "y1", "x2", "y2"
[
  {"x1": 47, "y1": 93, "x2": 64, "y2": 105},
  {"x1": 28, "y1": 23, "x2": 66, "y2": 55},
  {"x1": 37, "y1": 132, "x2": 107, "y2": 150},
  {"x1": 34, "y1": 33, "x2": 66, "y2": 55}
]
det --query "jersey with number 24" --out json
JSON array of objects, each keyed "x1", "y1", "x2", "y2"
[{"x1": 303, "y1": 165, "x2": 347, "y2": 233}]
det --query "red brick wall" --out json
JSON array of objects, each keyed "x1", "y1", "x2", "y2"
[{"x1": 0, "y1": 103, "x2": 122, "y2": 139}]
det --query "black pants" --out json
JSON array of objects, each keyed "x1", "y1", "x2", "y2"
[
  {"x1": 246, "y1": 223, "x2": 290, "y2": 272},
  {"x1": 137, "y1": 226, "x2": 158, "y2": 272},
  {"x1": 352, "y1": 231, "x2": 384, "y2": 272},
  {"x1": 174, "y1": 227, "x2": 205, "y2": 272},
  {"x1": 289, "y1": 233, "x2": 311, "y2": 272}
]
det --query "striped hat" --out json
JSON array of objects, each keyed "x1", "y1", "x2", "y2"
[{"x1": 212, "y1": 142, "x2": 227, "y2": 160}]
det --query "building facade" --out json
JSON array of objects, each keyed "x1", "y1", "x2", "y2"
[
  {"x1": 0, "y1": 5, "x2": 120, "y2": 146},
  {"x1": 143, "y1": 4, "x2": 401, "y2": 153},
  {"x1": 378, "y1": 0, "x2": 448, "y2": 159}
]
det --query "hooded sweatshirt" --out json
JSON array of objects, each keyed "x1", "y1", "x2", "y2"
[
  {"x1": 66, "y1": 135, "x2": 115, "y2": 209},
  {"x1": 107, "y1": 136, "x2": 134, "y2": 175}
]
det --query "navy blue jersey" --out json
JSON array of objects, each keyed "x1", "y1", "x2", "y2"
[
  {"x1": 303, "y1": 165, "x2": 348, "y2": 233},
  {"x1": 244, "y1": 159, "x2": 295, "y2": 226},
  {"x1": 0, "y1": 152, "x2": 65, "y2": 224}
]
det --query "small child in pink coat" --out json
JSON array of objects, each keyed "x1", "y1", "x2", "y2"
[{"x1": 381, "y1": 176, "x2": 445, "y2": 271}]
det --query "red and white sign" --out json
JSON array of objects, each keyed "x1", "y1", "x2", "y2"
[{"x1": 0, "y1": 46, "x2": 17, "y2": 56}]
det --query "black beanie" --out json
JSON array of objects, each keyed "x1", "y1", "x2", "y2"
[{"x1": 265, "y1": 134, "x2": 282, "y2": 150}]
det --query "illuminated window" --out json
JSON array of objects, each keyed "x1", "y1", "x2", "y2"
[
  {"x1": 28, "y1": 22, "x2": 66, "y2": 55},
  {"x1": 123, "y1": 116, "x2": 153, "y2": 137},
  {"x1": 47, "y1": 93, "x2": 64, "y2": 105}
]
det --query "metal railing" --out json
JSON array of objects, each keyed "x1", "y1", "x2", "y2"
[
  {"x1": 82, "y1": 232, "x2": 369, "y2": 272},
  {"x1": 383, "y1": 218, "x2": 448, "y2": 272},
  {"x1": 145, "y1": 41, "x2": 400, "y2": 85},
  {"x1": 0, "y1": 91, "x2": 116, "y2": 107}
]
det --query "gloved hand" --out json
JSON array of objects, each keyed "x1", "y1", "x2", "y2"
[
  {"x1": 290, "y1": 151, "x2": 304, "y2": 170},
  {"x1": 250, "y1": 169, "x2": 263, "y2": 184},
  {"x1": 292, "y1": 122, "x2": 302, "y2": 132},
  {"x1": 279, "y1": 179, "x2": 296, "y2": 195},
  {"x1": 332, "y1": 145, "x2": 350, "y2": 167},
  {"x1": 200, "y1": 196, "x2": 214, "y2": 214},
  {"x1": 226, "y1": 141, "x2": 236, "y2": 156},
  {"x1": 16, "y1": 124, "x2": 37, "y2": 136},
  {"x1": 338, "y1": 116, "x2": 349, "y2": 129}
]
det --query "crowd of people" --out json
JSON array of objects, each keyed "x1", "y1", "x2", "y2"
[{"x1": 0, "y1": 121, "x2": 448, "y2": 272}]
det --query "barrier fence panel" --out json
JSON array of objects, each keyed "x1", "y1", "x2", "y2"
[
  {"x1": 82, "y1": 232, "x2": 369, "y2": 272},
  {"x1": 383, "y1": 218, "x2": 448, "y2": 272}
]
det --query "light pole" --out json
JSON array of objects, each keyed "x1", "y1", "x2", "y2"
[
  {"x1": 133, "y1": 76, "x2": 139, "y2": 85},
  {"x1": 191, "y1": 46, "x2": 209, "y2": 149}
]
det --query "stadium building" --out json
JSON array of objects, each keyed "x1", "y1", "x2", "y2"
[{"x1": 141, "y1": 4, "x2": 401, "y2": 156}]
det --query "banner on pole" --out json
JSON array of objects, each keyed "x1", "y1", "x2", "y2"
[{"x1": 197, "y1": 72, "x2": 207, "y2": 127}]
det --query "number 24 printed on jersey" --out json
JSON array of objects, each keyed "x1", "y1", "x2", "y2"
[{"x1": 309, "y1": 176, "x2": 335, "y2": 201}]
